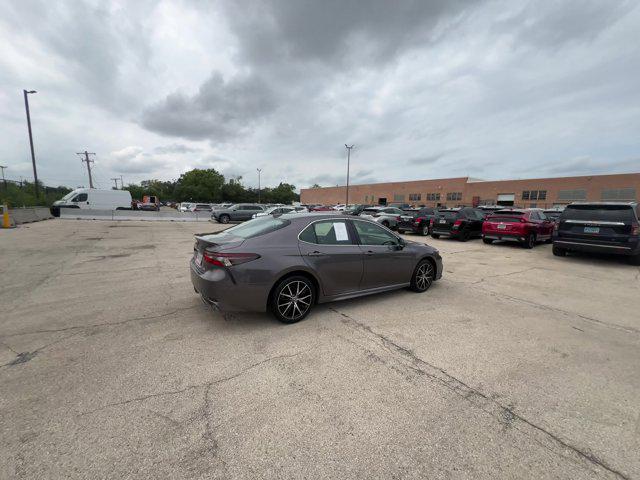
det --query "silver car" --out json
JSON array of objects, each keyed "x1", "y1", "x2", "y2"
[
  {"x1": 359, "y1": 206, "x2": 406, "y2": 230},
  {"x1": 191, "y1": 213, "x2": 443, "y2": 323}
]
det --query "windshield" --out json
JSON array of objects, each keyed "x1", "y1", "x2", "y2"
[
  {"x1": 562, "y1": 205, "x2": 635, "y2": 222},
  {"x1": 220, "y1": 216, "x2": 291, "y2": 239},
  {"x1": 60, "y1": 190, "x2": 78, "y2": 201},
  {"x1": 439, "y1": 211, "x2": 460, "y2": 219},
  {"x1": 488, "y1": 215, "x2": 523, "y2": 222}
]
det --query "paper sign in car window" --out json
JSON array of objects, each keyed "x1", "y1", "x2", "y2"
[{"x1": 333, "y1": 222, "x2": 349, "y2": 241}]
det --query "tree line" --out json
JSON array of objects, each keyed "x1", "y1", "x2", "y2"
[
  {"x1": 123, "y1": 168, "x2": 300, "y2": 205},
  {"x1": 1, "y1": 180, "x2": 71, "y2": 208}
]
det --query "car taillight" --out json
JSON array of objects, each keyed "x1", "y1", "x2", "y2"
[
  {"x1": 452, "y1": 219, "x2": 462, "y2": 229},
  {"x1": 396, "y1": 216, "x2": 401, "y2": 221},
  {"x1": 632, "y1": 223, "x2": 639, "y2": 236},
  {"x1": 430, "y1": 218, "x2": 434, "y2": 226},
  {"x1": 203, "y1": 251, "x2": 260, "y2": 267}
]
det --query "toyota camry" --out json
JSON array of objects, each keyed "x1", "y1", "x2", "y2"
[{"x1": 190, "y1": 213, "x2": 442, "y2": 323}]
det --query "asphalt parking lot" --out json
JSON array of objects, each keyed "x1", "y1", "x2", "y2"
[{"x1": 1, "y1": 219, "x2": 639, "y2": 479}]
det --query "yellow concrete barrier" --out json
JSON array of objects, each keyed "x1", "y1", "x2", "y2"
[{"x1": 2, "y1": 204, "x2": 12, "y2": 228}]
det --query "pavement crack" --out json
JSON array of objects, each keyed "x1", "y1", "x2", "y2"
[
  {"x1": 77, "y1": 347, "x2": 314, "y2": 417},
  {"x1": 472, "y1": 267, "x2": 541, "y2": 285},
  {"x1": 331, "y1": 307, "x2": 630, "y2": 480},
  {"x1": 0, "y1": 305, "x2": 202, "y2": 339}
]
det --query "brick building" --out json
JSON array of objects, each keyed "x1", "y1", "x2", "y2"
[{"x1": 300, "y1": 172, "x2": 640, "y2": 209}]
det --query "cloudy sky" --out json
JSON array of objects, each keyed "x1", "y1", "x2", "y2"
[{"x1": 1, "y1": 0, "x2": 639, "y2": 190}]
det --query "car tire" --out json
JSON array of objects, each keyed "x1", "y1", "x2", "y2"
[
  {"x1": 483, "y1": 238, "x2": 494, "y2": 244},
  {"x1": 410, "y1": 260, "x2": 435, "y2": 292},
  {"x1": 552, "y1": 245, "x2": 567, "y2": 257},
  {"x1": 431, "y1": 233, "x2": 440, "y2": 239},
  {"x1": 523, "y1": 234, "x2": 535, "y2": 249},
  {"x1": 421, "y1": 224, "x2": 429, "y2": 236},
  {"x1": 459, "y1": 230, "x2": 470, "y2": 242},
  {"x1": 219, "y1": 214, "x2": 230, "y2": 224},
  {"x1": 270, "y1": 276, "x2": 316, "y2": 324},
  {"x1": 629, "y1": 254, "x2": 640, "y2": 266}
]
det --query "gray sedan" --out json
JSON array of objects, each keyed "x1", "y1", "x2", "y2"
[
  {"x1": 191, "y1": 213, "x2": 443, "y2": 323},
  {"x1": 359, "y1": 206, "x2": 406, "y2": 230},
  {"x1": 211, "y1": 203, "x2": 265, "y2": 223}
]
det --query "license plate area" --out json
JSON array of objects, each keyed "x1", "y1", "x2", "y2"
[
  {"x1": 497, "y1": 224, "x2": 506, "y2": 230},
  {"x1": 439, "y1": 219, "x2": 446, "y2": 224},
  {"x1": 584, "y1": 226, "x2": 600, "y2": 234}
]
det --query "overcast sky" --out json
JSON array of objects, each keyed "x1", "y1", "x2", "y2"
[{"x1": 1, "y1": 0, "x2": 639, "y2": 190}]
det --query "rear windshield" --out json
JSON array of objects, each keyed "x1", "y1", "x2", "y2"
[
  {"x1": 220, "y1": 216, "x2": 290, "y2": 239},
  {"x1": 363, "y1": 208, "x2": 380, "y2": 214},
  {"x1": 562, "y1": 205, "x2": 635, "y2": 222},
  {"x1": 488, "y1": 215, "x2": 523, "y2": 222},
  {"x1": 439, "y1": 211, "x2": 460, "y2": 219}
]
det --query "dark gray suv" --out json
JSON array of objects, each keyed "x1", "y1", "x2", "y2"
[
  {"x1": 212, "y1": 204, "x2": 265, "y2": 223},
  {"x1": 191, "y1": 213, "x2": 443, "y2": 323}
]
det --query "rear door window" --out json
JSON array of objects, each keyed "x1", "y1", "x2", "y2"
[
  {"x1": 562, "y1": 205, "x2": 635, "y2": 223},
  {"x1": 299, "y1": 220, "x2": 354, "y2": 245}
]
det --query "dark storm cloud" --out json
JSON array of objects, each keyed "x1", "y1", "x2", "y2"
[
  {"x1": 0, "y1": 1, "x2": 152, "y2": 112},
  {"x1": 141, "y1": 73, "x2": 277, "y2": 141},
  {"x1": 223, "y1": 0, "x2": 480, "y2": 66}
]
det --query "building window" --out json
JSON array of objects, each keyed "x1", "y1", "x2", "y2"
[
  {"x1": 601, "y1": 188, "x2": 636, "y2": 201},
  {"x1": 446, "y1": 192, "x2": 462, "y2": 201},
  {"x1": 426, "y1": 193, "x2": 441, "y2": 201},
  {"x1": 393, "y1": 194, "x2": 405, "y2": 202},
  {"x1": 558, "y1": 189, "x2": 587, "y2": 201},
  {"x1": 523, "y1": 190, "x2": 546, "y2": 201},
  {"x1": 409, "y1": 193, "x2": 421, "y2": 201}
]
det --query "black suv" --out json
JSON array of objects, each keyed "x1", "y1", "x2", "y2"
[
  {"x1": 397, "y1": 207, "x2": 438, "y2": 236},
  {"x1": 553, "y1": 202, "x2": 640, "y2": 264},
  {"x1": 431, "y1": 207, "x2": 485, "y2": 241}
]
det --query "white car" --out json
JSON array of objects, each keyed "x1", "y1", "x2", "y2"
[
  {"x1": 179, "y1": 202, "x2": 193, "y2": 212},
  {"x1": 252, "y1": 206, "x2": 297, "y2": 218}
]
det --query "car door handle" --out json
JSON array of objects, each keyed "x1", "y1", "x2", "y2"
[
  {"x1": 307, "y1": 251, "x2": 325, "y2": 256},
  {"x1": 364, "y1": 250, "x2": 375, "y2": 255}
]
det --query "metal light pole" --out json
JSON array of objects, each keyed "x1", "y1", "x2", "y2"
[
  {"x1": 23, "y1": 90, "x2": 39, "y2": 198},
  {"x1": 257, "y1": 168, "x2": 262, "y2": 203},
  {"x1": 0, "y1": 165, "x2": 7, "y2": 189},
  {"x1": 345, "y1": 144, "x2": 354, "y2": 206}
]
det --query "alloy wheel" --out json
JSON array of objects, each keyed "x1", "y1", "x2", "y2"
[
  {"x1": 276, "y1": 280, "x2": 312, "y2": 321},
  {"x1": 414, "y1": 262, "x2": 434, "y2": 291}
]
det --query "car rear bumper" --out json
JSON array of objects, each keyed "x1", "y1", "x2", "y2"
[
  {"x1": 190, "y1": 259, "x2": 269, "y2": 312},
  {"x1": 482, "y1": 233, "x2": 526, "y2": 242},
  {"x1": 431, "y1": 229, "x2": 457, "y2": 236},
  {"x1": 553, "y1": 239, "x2": 640, "y2": 256}
]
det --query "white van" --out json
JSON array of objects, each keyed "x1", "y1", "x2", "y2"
[{"x1": 51, "y1": 188, "x2": 132, "y2": 216}]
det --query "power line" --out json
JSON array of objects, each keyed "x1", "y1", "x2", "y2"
[{"x1": 76, "y1": 151, "x2": 96, "y2": 188}]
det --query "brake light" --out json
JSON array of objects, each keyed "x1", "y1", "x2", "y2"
[
  {"x1": 396, "y1": 216, "x2": 401, "y2": 221},
  {"x1": 632, "y1": 223, "x2": 639, "y2": 236},
  {"x1": 430, "y1": 218, "x2": 434, "y2": 226},
  {"x1": 203, "y1": 250, "x2": 260, "y2": 267},
  {"x1": 452, "y1": 219, "x2": 463, "y2": 229}
]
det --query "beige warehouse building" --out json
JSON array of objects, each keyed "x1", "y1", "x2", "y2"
[{"x1": 300, "y1": 172, "x2": 640, "y2": 209}]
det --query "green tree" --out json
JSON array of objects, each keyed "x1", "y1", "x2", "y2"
[{"x1": 174, "y1": 168, "x2": 224, "y2": 202}]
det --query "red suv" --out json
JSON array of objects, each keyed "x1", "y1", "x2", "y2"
[{"x1": 482, "y1": 209, "x2": 554, "y2": 248}]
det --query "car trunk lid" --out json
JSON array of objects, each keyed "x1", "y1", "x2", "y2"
[{"x1": 558, "y1": 205, "x2": 635, "y2": 244}]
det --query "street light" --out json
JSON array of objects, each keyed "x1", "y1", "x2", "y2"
[
  {"x1": 23, "y1": 89, "x2": 39, "y2": 198},
  {"x1": 257, "y1": 168, "x2": 262, "y2": 204},
  {"x1": 345, "y1": 144, "x2": 354, "y2": 206}
]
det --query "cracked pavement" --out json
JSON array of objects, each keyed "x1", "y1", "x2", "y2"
[{"x1": 1, "y1": 220, "x2": 639, "y2": 479}]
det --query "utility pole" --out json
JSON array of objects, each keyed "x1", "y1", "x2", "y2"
[
  {"x1": 256, "y1": 168, "x2": 262, "y2": 204},
  {"x1": 77, "y1": 151, "x2": 96, "y2": 188},
  {"x1": 111, "y1": 177, "x2": 119, "y2": 189},
  {"x1": 23, "y1": 90, "x2": 39, "y2": 198},
  {"x1": 0, "y1": 165, "x2": 7, "y2": 189},
  {"x1": 345, "y1": 144, "x2": 354, "y2": 206},
  {"x1": 120, "y1": 175, "x2": 124, "y2": 189}
]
